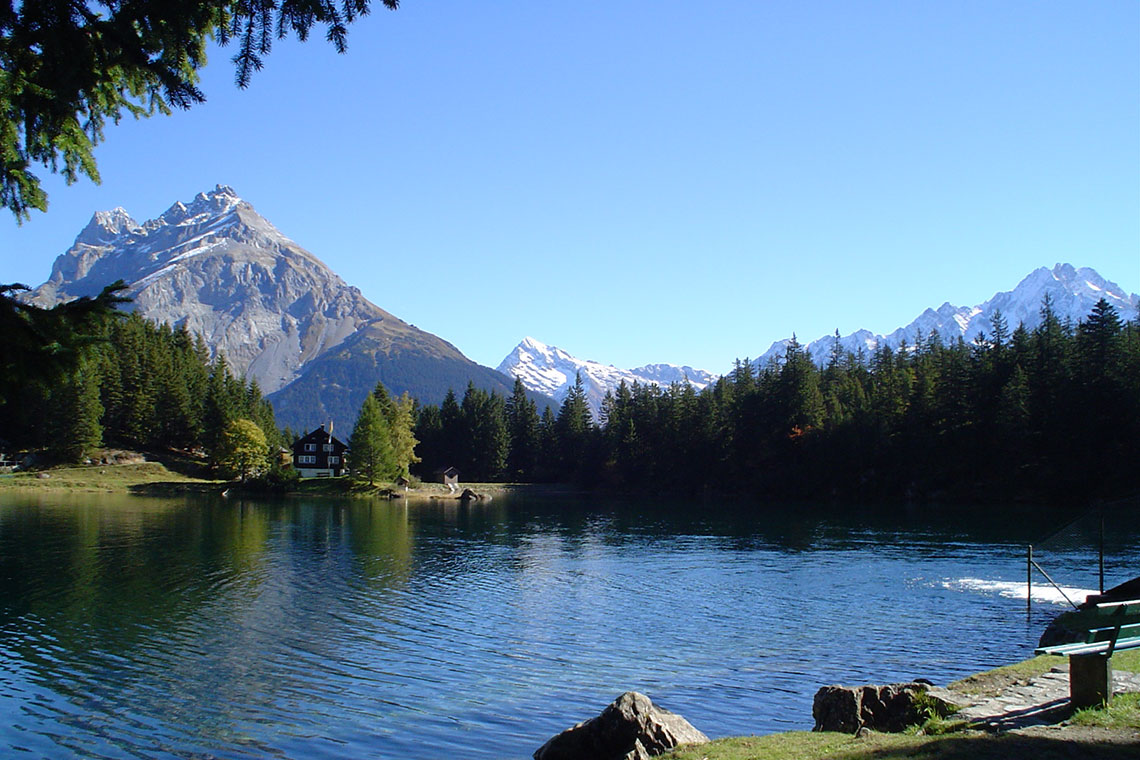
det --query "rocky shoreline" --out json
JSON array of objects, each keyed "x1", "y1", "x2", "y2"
[{"x1": 534, "y1": 656, "x2": 1140, "y2": 760}]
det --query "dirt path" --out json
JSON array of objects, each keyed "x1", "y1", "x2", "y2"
[{"x1": 953, "y1": 665, "x2": 1140, "y2": 732}]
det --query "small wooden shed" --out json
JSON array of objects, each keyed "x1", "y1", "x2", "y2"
[{"x1": 434, "y1": 466, "x2": 460, "y2": 487}]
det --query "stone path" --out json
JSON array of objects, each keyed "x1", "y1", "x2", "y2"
[{"x1": 955, "y1": 666, "x2": 1140, "y2": 731}]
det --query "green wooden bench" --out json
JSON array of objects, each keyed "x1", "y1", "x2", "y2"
[{"x1": 1034, "y1": 599, "x2": 1140, "y2": 708}]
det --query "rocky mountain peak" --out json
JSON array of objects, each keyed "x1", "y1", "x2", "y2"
[
  {"x1": 76, "y1": 207, "x2": 139, "y2": 246},
  {"x1": 498, "y1": 337, "x2": 718, "y2": 417},
  {"x1": 29, "y1": 185, "x2": 381, "y2": 393},
  {"x1": 28, "y1": 184, "x2": 543, "y2": 430},
  {"x1": 157, "y1": 184, "x2": 245, "y2": 228},
  {"x1": 755, "y1": 263, "x2": 1139, "y2": 367}
]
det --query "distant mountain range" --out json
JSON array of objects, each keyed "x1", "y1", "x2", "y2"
[
  {"x1": 496, "y1": 337, "x2": 718, "y2": 419},
  {"x1": 29, "y1": 185, "x2": 549, "y2": 430},
  {"x1": 753, "y1": 263, "x2": 1139, "y2": 368},
  {"x1": 28, "y1": 187, "x2": 1137, "y2": 432},
  {"x1": 496, "y1": 264, "x2": 1138, "y2": 410}
]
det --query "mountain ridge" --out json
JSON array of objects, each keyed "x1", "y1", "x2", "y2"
[
  {"x1": 754, "y1": 263, "x2": 1139, "y2": 368},
  {"x1": 496, "y1": 336, "x2": 718, "y2": 418},
  {"x1": 29, "y1": 185, "x2": 550, "y2": 430},
  {"x1": 499, "y1": 263, "x2": 1138, "y2": 410}
]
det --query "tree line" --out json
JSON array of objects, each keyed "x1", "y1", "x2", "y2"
[
  {"x1": 410, "y1": 298, "x2": 1139, "y2": 502},
  {"x1": 4, "y1": 286, "x2": 1136, "y2": 503},
  {"x1": 411, "y1": 377, "x2": 589, "y2": 483},
  {"x1": 0, "y1": 305, "x2": 284, "y2": 477}
]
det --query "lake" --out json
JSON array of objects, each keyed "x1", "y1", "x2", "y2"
[{"x1": 1, "y1": 492, "x2": 1135, "y2": 759}]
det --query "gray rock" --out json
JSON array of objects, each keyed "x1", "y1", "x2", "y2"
[
  {"x1": 534, "y1": 691, "x2": 708, "y2": 760},
  {"x1": 813, "y1": 682, "x2": 959, "y2": 734},
  {"x1": 813, "y1": 685, "x2": 863, "y2": 733}
]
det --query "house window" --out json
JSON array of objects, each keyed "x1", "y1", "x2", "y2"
[
  {"x1": 323, "y1": 443, "x2": 334, "y2": 452},
  {"x1": 304, "y1": 443, "x2": 316, "y2": 452},
  {"x1": 327, "y1": 456, "x2": 339, "y2": 464},
  {"x1": 298, "y1": 455, "x2": 316, "y2": 464}
]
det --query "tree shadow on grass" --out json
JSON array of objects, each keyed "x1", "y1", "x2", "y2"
[
  {"x1": 144, "y1": 448, "x2": 212, "y2": 478},
  {"x1": 853, "y1": 733, "x2": 1139, "y2": 760},
  {"x1": 129, "y1": 481, "x2": 228, "y2": 495}
]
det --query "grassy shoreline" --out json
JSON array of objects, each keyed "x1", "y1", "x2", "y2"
[
  {"x1": 662, "y1": 651, "x2": 1140, "y2": 760},
  {"x1": 0, "y1": 457, "x2": 580, "y2": 500},
  {"x1": 0, "y1": 461, "x2": 225, "y2": 493}
]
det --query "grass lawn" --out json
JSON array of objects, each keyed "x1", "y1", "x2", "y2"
[
  {"x1": 662, "y1": 729, "x2": 1139, "y2": 760},
  {"x1": 0, "y1": 458, "x2": 574, "y2": 500},
  {"x1": 661, "y1": 650, "x2": 1140, "y2": 760},
  {"x1": 0, "y1": 461, "x2": 225, "y2": 493}
]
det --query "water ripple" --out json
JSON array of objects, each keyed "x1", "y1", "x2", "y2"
[{"x1": 1, "y1": 495, "x2": 1133, "y2": 759}]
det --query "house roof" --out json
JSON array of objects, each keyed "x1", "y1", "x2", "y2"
[{"x1": 293, "y1": 425, "x2": 348, "y2": 451}]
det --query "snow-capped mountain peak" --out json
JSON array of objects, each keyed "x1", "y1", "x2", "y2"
[
  {"x1": 76, "y1": 207, "x2": 139, "y2": 246},
  {"x1": 497, "y1": 337, "x2": 718, "y2": 418},
  {"x1": 29, "y1": 185, "x2": 374, "y2": 394},
  {"x1": 755, "y1": 263, "x2": 1139, "y2": 367},
  {"x1": 157, "y1": 184, "x2": 244, "y2": 228}
]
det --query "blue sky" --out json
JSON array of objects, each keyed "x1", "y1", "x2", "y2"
[{"x1": 2, "y1": 1, "x2": 1137, "y2": 372}]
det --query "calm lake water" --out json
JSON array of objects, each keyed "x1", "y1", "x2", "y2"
[{"x1": 1, "y1": 492, "x2": 1136, "y2": 759}]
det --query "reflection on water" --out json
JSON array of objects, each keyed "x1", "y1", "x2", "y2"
[{"x1": 0, "y1": 493, "x2": 1134, "y2": 759}]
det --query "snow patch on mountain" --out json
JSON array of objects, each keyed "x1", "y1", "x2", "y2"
[
  {"x1": 755, "y1": 264, "x2": 1139, "y2": 368},
  {"x1": 28, "y1": 185, "x2": 389, "y2": 393},
  {"x1": 497, "y1": 337, "x2": 718, "y2": 418}
]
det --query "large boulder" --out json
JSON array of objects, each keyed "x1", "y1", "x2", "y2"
[
  {"x1": 534, "y1": 691, "x2": 709, "y2": 760},
  {"x1": 813, "y1": 682, "x2": 961, "y2": 734}
]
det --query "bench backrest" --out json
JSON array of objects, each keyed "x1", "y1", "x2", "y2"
[
  {"x1": 1045, "y1": 599, "x2": 1140, "y2": 644},
  {"x1": 1094, "y1": 601, "x2": 1140, "y2": 617},
  {"x1": 1086, "y1": 621, "x2": 1140, "y2": 644}
]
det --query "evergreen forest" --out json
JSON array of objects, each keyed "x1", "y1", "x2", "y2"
[
  {"x1": 413, "y1": 297, "x2": 1140, "y2": 503},
  {"x1": 0, "y1": 303, "x2": 285, "y2": 471},
  {"x1": 3, "y1": 287, "x2": 1137, "y2": 504}
]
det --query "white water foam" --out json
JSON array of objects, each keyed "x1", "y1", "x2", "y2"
[{"x1": 942, "y1": 577, "x2": 1098, "y2": 606}]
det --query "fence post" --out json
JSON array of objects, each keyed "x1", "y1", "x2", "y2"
[
  {"x1": 1027, "y1": 544, "x2": 1033, "y2": 616},
  {"x1": 1099, "y1": 504, "x2": 1105, "y2": 595}
]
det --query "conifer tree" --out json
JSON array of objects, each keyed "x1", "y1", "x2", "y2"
[
  {"x1": 203, "y1": 354, "x2": 237, "y2": 458},
  {"x1": 555, "y1": 373, "x2": 593, "y2": 478},
  {"x1": 154, "y1": 328, "x2": 201, "y2": 448},
  {"x1": 95, "y1": 341, "x2": 123, "y2": 442},
  {"x1": 996, "y1": 364, "x2": 1032, "y2": 439},
  {"x1": 477, "y1": 391, "x2": 509, "y2": 480},
  {"x1": 116, "y1": 314, "x2": 158, "y2": 444},
  {"x1": 0, "y1": 281, "x2": 126, "y2": 399},
  {"x1": 457, "y1": 383, "x2": 508, "y2": 480},
  {"x1": 388, "y1": 392, "x2": 421, "y2": 478},
  {"x1": 52, "y1": 359, "x2": 103, "y2": 462},
  {"x1": 536, "y1": 405, "x2": 558, "y2": 481},
  {"x1": 372, "y1": 380, "x2": 395, "y2": 418},
  {"x1": 350, "y1": 393, "x2": 395, "y2": 486},
  {"x1": 505, "y1": 377, "x2": 539, "y2": 480},
  {"x1": 1032, "y1": 293, "x2": 1071, "y2": 414},
  {"x1": 777, "y1": 337, "x2": 825, "y2": 434},
  {"x1": 438, "y1": 388, "x2": 463, "y2": 468},
  {"x1": 412, "y1": 404, "x2": 444, "y2": 475},
  {"x1": 1077, "y1": 299, "x2": 1124, "y2": 381}
]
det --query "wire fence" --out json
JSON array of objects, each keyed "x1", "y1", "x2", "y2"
[{"x1": 1027, "y1": 495, "x2": 1140, "y2": 614}]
